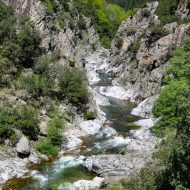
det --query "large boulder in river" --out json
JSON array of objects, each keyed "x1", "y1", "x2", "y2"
[{"x1": 16, "y1": 136, "x2": 30, "y2": 158}]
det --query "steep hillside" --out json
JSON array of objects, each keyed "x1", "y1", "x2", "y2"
[
  {"x1": 108, "y1": 0, "x2": 150, "y2": 9},
  {"x1": 0, "y1": 0, "x2": 190, "y2": 189}
]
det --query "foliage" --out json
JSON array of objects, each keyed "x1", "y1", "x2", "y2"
[
  {"x1": 0, "y1": 56, "x2": 12, "y2": 86},
  {"x1": 128, "y1": 40, "x2": 141, "y2": 55},
  {"x1": 40, "y1": 0, "x2": 58, "y2": 15},
  {"x1": 58, "y1": 66, "x2": 88, "y2": 105},
  {"x1": 156, "y1": 0, "x2": 180, "y2": 24},
  {"x1": 152, "y1": 39, "x2": 190, "y2": 189},
  {"x1": 15, "y1": 105, "x2": 39, "y2": 140},
  {"x1": 73, "y1": 0, "x2": 129, "y2": 48},
  {"x1": 107, "y1": 0, "x2": 150, "y2": 10},
  {"x1": 47, "y1": 126, "x2": 62, "y2": 146},
  {"x1": 0, "y1": 104, "x2": 39, "y2": 142},
  {"x1": 146, "y1": 25, "x2": 169, "y2": 45},
  {"x1": 100, "y1": 36, "x2": 112, "y2": 49},
  {"x1": 47, "y1": 115, "x2": 65, "y2": 146},
  {"x1": 152, "y1": 80, "x2": 189, "y2": 136},
  {"x1": 36, "y1": 138, "x2": 59, "y2": 156},
  {"x1": 108, "y1": 38, "x2": 190, "y2": 190},
  {"x1": 0, "y1": 109, "x2": 15, "y2": 143},
  {"x1": 77, "y1": 16, "x2": 86, "y2": 30},
  {"x1": 84, "y1": 111, "x2": 96, "y2": 120},
  {"x1": 37, "y1": 115, "x2": 65, "y2": 155},
  {"x1": 0, "y1": 8, "x2": 41, "y2": 68}
]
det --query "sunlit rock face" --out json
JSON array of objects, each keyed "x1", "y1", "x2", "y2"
[{"x1": 109, "y1": 2, "x2": 189, "y2": 105}]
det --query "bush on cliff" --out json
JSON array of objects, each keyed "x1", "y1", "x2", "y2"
[{"x1": 58, "y1": 66, "x2": 88, "y2": 105}]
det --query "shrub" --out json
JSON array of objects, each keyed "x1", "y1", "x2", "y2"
[
  {"x1": 0, "y1": 104, "x2": 39, "y2": 142},
  {"x1": 100, "y1": 36, "x2": 112, "y2": 49},
  {"x1": 58, "y1": 15, "x2": 65, "y2": 29},
  {"x1": 91, "y1": 43, "x2": 97, "y2": 51},
  {"x1": 16, "y1": 17, "x2": 41, "y2": 68},
  {"x1": 69, "y1": 60, "x2": 76, "y2": 68},
  {"x1": 15, "y1": 105, "x2": 39, "y2": 140},
  {"x1": 36, "y1": 138, "x2": 59, "y2": 156},
  {"x1": 0, "y1": 111, "x2": 15, "y2": 143},
  {"x1": 128, "y1": 40, "x2": 141, "y2": 55},
  {"x1": 16, "y1": 73, "x2": 54, "y2": 98},
  {"x1": 58, "y1": 66, "x2": 88, "y2": 105},
  {"x1": 77, "y1": 16, "x2": 86, "y2": 30},
  {"x1": 156, "y1": 0, "x2": 179, "y2": 24},
  {"x1": 0, "y1": 56, "x2": 12, "y2": 86},
  {"x1": 146, "y1": 26, "x2": 169, "y2": 45},
  {"x1": 84, "y1": 111, "x2": 96, "y2": 120},
  {"x1": 48, "y1": 116, "x2": 65, "y2": 129},
  {"x1": 0, "y1": 4, "x2": 41, "y2": 69},
  {"x1": 47, "y1": 126, "x2": 62, "y2": 146}
]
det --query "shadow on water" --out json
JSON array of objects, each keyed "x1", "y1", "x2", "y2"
[{"x1": 101, "y1": 97, "x2": 141, "y2": 137}]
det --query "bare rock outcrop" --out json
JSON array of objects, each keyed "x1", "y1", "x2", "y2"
[{"x1": 109, "y1": 1, "x2": 189, "y2": 106}]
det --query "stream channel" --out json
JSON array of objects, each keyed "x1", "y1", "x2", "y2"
[{"x1": 3, "y1": 63, "x2": 142, "y2": 190}]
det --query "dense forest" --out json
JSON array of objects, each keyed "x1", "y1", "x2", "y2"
[{"x1": 108, "y1": 0, "x2": 151, "y2": 9}]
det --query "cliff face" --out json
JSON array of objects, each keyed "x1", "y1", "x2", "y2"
[
  {"x1": 2, "y1": 0, "x2": 99, "y2": 66},
  {"x1": 107, "y1": 1, "x2": 190, "y2": 117},
  {"x1": 4, "y1": 0, "x2": 190, "y2": 116},
  {"x1": 0, "y1": 0, "x2": 190, "y2": 188}
]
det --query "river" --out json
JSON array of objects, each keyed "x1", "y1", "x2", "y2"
[{"x1": 3, "y1": 49, "x2": 155, "y2": 190}]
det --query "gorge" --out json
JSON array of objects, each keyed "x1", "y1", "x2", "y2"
[{"x1": 0, "y1": 0, "x2": 190, "y2": 190}]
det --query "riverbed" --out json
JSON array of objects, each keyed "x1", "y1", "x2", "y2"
[{"x1": 3, "y1": 49, "x2": 157, "y2": 190}]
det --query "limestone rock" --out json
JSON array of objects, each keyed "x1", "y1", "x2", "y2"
[
  {"x1": 58, "y1": 177, "x2": 104, "y2": 190},
  {"x1": 131, "y1": 95, "x2": 158, "y2": 118},
  {"x1": 16, "y1": 136, "x2": 30, "y2": 157}
]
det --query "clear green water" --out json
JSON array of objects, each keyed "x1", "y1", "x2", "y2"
[
  {"x1": 3, "y1": 156, "x2": 96, "y2": 190},
  {"x1": 4, "y1": 75, "x2": 142, "y2": 190},
  {"x1": 101, "y1": 97, "x2": 141, "y2": 137}
]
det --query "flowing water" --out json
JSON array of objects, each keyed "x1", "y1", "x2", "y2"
[{"x1": 3, "y1": 61, "x2": 142, "y2": 190}]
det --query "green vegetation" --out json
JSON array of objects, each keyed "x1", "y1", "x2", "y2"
[
  {"x1": 73, "y1": 0, "x2": 129, "y2": 48},
  {"x1": 151, "y1": 40, "x2": 190, "y2": 189},
  {"x1": 37, "y1": 115, "x2": 65, "y2": 156},
  {"x1": 0, "y1": 8, "x2": 41, "y2": 68},
  {"x1": 0, "y1": 2, "x2": 88, "y2": 158},
  {"x1": 128, "y1": 40, "x2": 141, "y2": 55},
  {"x1": 0, "y1": 104, "x2": 39, "y2": 142},
  {"x1": 146, "y1": 25, "x2": 169, "y2": 46},
  {"x1": 156, "y1": 0, "x2": 180, "y2": 24},
  {"x1": 108, "y1": 39, "x2": 190, "y2": 190},
  {"x1": 36, "y1": 138, "x2": 59, "y2": 156},
  {"x1": 58, "y1": 66, "x2": 88, "y2": 105},
  {"x1": 40, "y1": 0, "x2": 58, "y2": 15},
  {"x1": 108, "y1": 0, "x2": 150, "y2": 10}
]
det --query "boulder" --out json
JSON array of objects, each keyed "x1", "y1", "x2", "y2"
[
  {"x1": 131, "y1": 95, "x2": 158, "y2": 118},
  {"x1": 58, "y1": 177, "x2": 104, "y2": 190},
  {"x1": 101, "y1": 127, "x2": 117, "y2": 138},
  {"x1": 16, "y1": 136, "x2": 30, "y2": 158},
  {"x1": 28, "y1": 152, "x2": 40, "y2": 164},
  {"x1": 63, "y1": 135, "x2": 83, "y2": 151}
]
